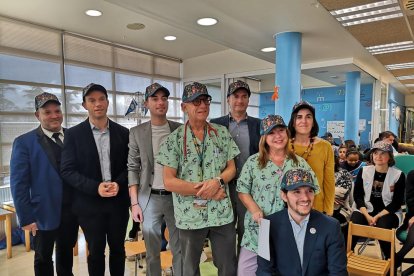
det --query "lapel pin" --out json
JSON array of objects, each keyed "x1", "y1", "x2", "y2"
[{"x1": 310, "y1": 227, "x2": 316, "y2": 234}]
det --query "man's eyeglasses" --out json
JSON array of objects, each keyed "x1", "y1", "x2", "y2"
[{"x1": 191, "y1": 97, "x2": 212, "y2": 106}]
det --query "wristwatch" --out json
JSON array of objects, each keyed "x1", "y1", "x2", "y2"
[{"x1": 215, "y1": 177, "x2": 225, "y2": 189}]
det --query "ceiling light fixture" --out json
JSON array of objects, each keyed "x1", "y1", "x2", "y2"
[
  {"x1": 386, "y1": 62, "x2": 414, "y2": 70},
  {"x1": 85, "y1": 10, "x2": 102, "y2": 17},
  {"x1": 261, "y1": 47, "x2": 276, "y2": 52},
  {"x1": 164, "y1": 36, "x2": 177, "y2": 41},
  {"x1": 197, "y1": 18, "x2": 218, "y2": 26},
  {"x1": 127, "y1": 23, "x2": 145, "y2": 30},
  {"x1": 396, "y1": 75, "x2": 414, "y2": 80},
  {"x1": 330, "y1": 0, "x2": 402, "y2": 26},
  {"x1": 366, "y1": 41, "x2": 414, "y2": 55}
]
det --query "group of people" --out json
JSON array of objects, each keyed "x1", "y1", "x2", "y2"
[{"x1": 8, "y1": 78, "x2": 412, "y2": 276}]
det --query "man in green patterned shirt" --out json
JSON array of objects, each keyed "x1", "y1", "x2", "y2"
[{"x1": 157, "y1": 82, "x2": 240, "y2": 276}]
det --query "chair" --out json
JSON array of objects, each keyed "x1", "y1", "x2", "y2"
[
  {"x1": 160, "y1": 227, "x2": 174, "y2": 275},
  {"x1": 347, "y1": 222, "x2": 396, "y2": 276},
  {"x1": 125, "y1": 240, "x2": 146, "y2": 276},
  {"x1": 394, "y1": 155, "x2": 414, "y2": 176},
  {"x1": 396, "y1": 226, "x2": 414, "y2": 276}
]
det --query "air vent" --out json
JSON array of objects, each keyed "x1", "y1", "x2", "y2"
[{"x1": 405, "y1": 0, "x2": 414, "y2": 10}]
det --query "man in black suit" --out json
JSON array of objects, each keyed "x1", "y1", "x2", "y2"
[
  {"x1": 210, "y1": 80, "x2": 261, "y2": 255},
  {"x1": 61, "y1": 83, "x2": 130, "y2": 276}
]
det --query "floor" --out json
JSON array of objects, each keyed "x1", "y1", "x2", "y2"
[{"x1": 1, "y1": 232, "x2": 413, "y2": 275}]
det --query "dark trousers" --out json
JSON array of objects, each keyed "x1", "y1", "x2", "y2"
[
  {"x1": 229, "y1": 180, "x2": 247, "y2": 257},
  {"x1": 33, "y1": 207, "x2": 78, "y2": 276},
  {"x1": 179, "y1": 222, "x2": 237, "y2": 276},
  {"x1": 78, "y1": 208, "x2": 129, "y2": 276},
  {"x1": 332, "y1": 209, "x2": 349, "y2": 248},
  {"x1": 350, "y1": 211, "x2": 399, "y2": 259}
]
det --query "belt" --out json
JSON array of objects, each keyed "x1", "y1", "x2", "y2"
[{"x1": 150, "y1": 189, "x2": 172, "y2": 196}]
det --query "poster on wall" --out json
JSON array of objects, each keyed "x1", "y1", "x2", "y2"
[{"x1": 327, "y1": 120, "x2": 366, "y2": 138}]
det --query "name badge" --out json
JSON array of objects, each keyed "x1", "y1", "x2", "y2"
[{"x1": 193, "y1": 197, "x2": 208, "y2": 209}]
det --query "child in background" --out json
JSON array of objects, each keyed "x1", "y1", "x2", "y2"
[
  {"x1": 338, "y1": 144, "x2": 347, "y2": 164},
  {"x1": 340, "y1": 147, "x2": 366, "y2": 182}
]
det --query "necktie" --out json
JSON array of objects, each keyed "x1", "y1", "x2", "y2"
[{"x1": 52, "y1": 132, "x2": 63, "y2": 147}]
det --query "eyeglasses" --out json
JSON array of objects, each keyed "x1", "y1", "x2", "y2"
[{"x1": 191, "y1": 97, "x2": 212, "y2": 106}]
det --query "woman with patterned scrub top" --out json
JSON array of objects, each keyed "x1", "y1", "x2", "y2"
[
  {"x1": 236, "y1": 114, "x2": 319, "y2": 276},
  {"x1": 157, "y1": 82, "x2": 240, "y2": 276}
]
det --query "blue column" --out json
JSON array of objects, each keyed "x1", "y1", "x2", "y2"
[
  {"x1": 275, "y1": 32, "x2": 302, "y2": 121},
  {"x1": 344, "y1": 71, "x2": 361, "y2": 143}
]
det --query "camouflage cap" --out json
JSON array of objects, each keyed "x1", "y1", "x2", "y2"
[
  {"x1": 35, "y1": 92, "x2": 61, "y2": 110},
  {"x1": 82, "y1": 83, "x2": 108, "y2": 101},
  {"x1": 260, "y1": 115, "x2": 287, "y2": 135},
  {"x1": 227, "y1": 80, "x2": 251, "y2": 97},
  {"x1": 182, "y1": 82, "x2": 210, "y2": 103},
  {"x1": 281, "y1": 168, "x2": 319, "y2": 192},
  {"x1": 370, "y1": 141, "x2": 393, "y2": 153},
  {"x1": 145, "y1": 83, "x2": 170, "y2": 101},
  {"x1": 292, "y1": 100, "x2": 315, "y2": 116}
]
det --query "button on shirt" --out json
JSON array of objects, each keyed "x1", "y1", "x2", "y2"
[
  {"x1": 228, "y1": 114, "x2": 250, "y2": 177},
  {"x1": 90, "y1": 122, "x2": 111, "y2": 182},
  {"x1": 156, "y1": 123, "x2": 240, "y2": 230},
  {"x1": 288, "y1": 212, "x2": 310, "y2": 267}
]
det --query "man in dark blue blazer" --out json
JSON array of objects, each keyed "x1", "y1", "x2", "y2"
[
  {"x1": 10, "y1": 92, "x2": 78, "y2": 276},
  {"x1": 210, "y1": 80, "x2": 261, "y2": 255},
  {"x1": 256, "y1": 169, "x2": 347, "y2": 276},
  {"x1": 61, "y1": 83, "x2": 130, "y2": 276}
]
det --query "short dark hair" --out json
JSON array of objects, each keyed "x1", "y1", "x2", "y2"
[
  {"x1": 288, "y1": 108, "x2": 319, "y2": 138},
  {"x1": 370, "y1": 150, "x2": 395, "y2": 167}
]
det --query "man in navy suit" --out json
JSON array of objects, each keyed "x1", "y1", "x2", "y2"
[
  {"x1": 61, "y1": 83, "x2": 130, "y2": 276},
  {"x1": 256, "y1": 168, "x2": 347, "y2": 276},
  {"x1": 210, "y1": 80, "x2": 261, "y2": 255},
  {"x1": 10, "y1": 92, "x2": 78, "y2": 276}
]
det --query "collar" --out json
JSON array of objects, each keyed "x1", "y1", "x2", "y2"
[
  {"x1": 229, "y1": 112, "x2": 248, "y2": 122},
  {"x1": 89, "y1": 119, "x2": 109, "y2": 131},
  {"x1": 288, "y1": 211, "x2": 310, "y2": 227},
  {"x1": 41, "y1": 126, "x2": 63, "y2": 139}
]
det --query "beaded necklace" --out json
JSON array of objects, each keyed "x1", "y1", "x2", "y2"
[{"x1": 290, "y1": 137, "x2": 315, "y2": 161}]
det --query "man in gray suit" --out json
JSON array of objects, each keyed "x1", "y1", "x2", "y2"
[{"x1": 128, "y1": 83, "x2": 182, "y2": 276}]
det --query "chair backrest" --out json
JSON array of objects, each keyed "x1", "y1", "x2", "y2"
[{"x1": 395, "y1": 155, "x2": 414, "y2": 176}]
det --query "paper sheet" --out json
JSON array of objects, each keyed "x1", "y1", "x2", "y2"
[{"x1": 257, "y1": 218, "x2": 270, "y2": 261}]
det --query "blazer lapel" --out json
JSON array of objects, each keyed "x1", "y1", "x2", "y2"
[
  {"x1": 143, "y1": 122, "x2": 154, "y2": 169},
  {"x1": 36, "y1": 126, "x2": 59, "y2": 172},
  {"x1": 280, "y1": 210, "x2": 303, "y2": 271},
  {"x1": 84, "y1": 119, "x2": 102, "y2": 179},
  {"x1": 302, "y1": 212, "x2": 318, "y2": 276}
]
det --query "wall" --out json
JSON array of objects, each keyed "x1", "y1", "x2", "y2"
[
  {"x1": 259, "y1": 84, "x2": 373, "y2": 148},
  {"x1": 406, "y1": 94, "x2": 414, "y2": 106},
  {"x1": 388, "y1": 85, "x2": 406, "y2": 137}
]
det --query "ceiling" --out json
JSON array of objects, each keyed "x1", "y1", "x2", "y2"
[
  {"x1": 319, "y1": 0, "x2": 414, "y2": 93},
  {"x1": 0, "y1": 0, "x2": 409, "y2": 93}
]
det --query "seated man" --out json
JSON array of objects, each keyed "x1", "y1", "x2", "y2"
[{"x1": 256, "y1": 168, "x2": 347, "y2": 276}]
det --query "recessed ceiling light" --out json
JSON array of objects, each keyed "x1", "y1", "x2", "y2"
[
  {"x1": 85, "y1": 10, "x2": 102, "y2": 17},
  {"x1": 127, "y1": 23, "x2": 145, "y2": 30},
  {"x1": 366, "y1": 41, "x2": 414, "y2": 55},
  {"x1": 396, "y1": 75, "x2": 414, "y2": 80},
  {"x1": 197, "y1": 18, "x2": 218, "y2": 26},
  {"x1": 261, "y1": 47, "x2": 276, "y2": 52},
  {"x1": 386, "y1": 62, "x2": 414, "y2": 70},
  {"x1": 164, "y1": 36, "x2": 177, "y2": 41}
]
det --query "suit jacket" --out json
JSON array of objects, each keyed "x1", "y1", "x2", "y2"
[
  {"x1": 61, "y1": 119, "x2": 129, "y2": 216},
  {"x1": 256, "y1": 209, "x2": 347, "y2": 276},
  {"x1": 127, "y1": 120, "x2": 181, "y2": 211},
  {"x1": 10, "y1": 126, "x2": 63, "y2": 230},
  {"x1": 210, "y1": 114, "x2": 261, "y2": 157}
]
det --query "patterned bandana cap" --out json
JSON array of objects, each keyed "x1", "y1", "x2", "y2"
[
  {"x1": 145, "y1": 83, "x2": 170, "y2": 101},
  {"x1": 371, "y1": 141, "x2": 393, "y2": 153},
  {"x1": 292, "y1": 100, "x2": 315, "y2": 116},
  {"x1": 260, "y1": 115, "x2": 287, "y2": 135},
  {"x1": 35, "y1": 92, "x2": 61, "y2": 110},
  {"x1": 182, "y1": 82, "x2": 210, "y2": 103},
  {"x1": 82, "y1": 83, "x2": 108, "y2": 100},
  {"x1": 281, "y1": 168, "x2": 319, "y2": 192},
  {"x1": 227, "y1": 80, "x2": 251, "y2": 97}
]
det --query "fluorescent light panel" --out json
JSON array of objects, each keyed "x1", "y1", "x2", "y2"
[
  {"x1": 366, "y1": 41, "x2": 414, "y2": 55},
  {"x1": 386, "y1": 62, "x2": 414, "y2": 70},
  {"x1": 396, "y1": 75, "x2": 414, "y2": 80},
  {"x1": 330, "y1": 0, "x2": 402, "y2": 26}
]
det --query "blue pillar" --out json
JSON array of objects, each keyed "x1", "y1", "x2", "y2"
[
  {"x1": 274, "y1": 32, "x2": 302, "y2": 121},
  {"x1": 344, "y1": 71, "x2": 361, "y2": 143}
]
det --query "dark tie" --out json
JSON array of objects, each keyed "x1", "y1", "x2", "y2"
[{"x1": 52, "y1": 132, "x2": 63, "y2": 147}]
